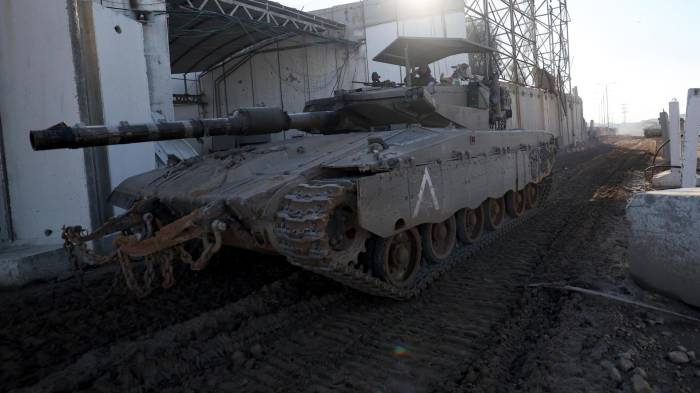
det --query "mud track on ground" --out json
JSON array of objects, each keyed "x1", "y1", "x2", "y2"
[{"x1": 5, "y1": 139, "x2": 697, "y2": 393}]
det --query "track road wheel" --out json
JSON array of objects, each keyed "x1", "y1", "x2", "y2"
[
  {"x1": 372, "y1": 228, "x2": 422, "y2": 287},
  {"x1": 420, "y1": 216, "x2": 457, "y2": 263},
  {"x1": 327, "y1": 204, "x2": 364, "y2": 254},
  {"x1": 485, "y1": 197, "x2": 505, "y2": 231},
  {"x1": 525, "y1": 183, "x2": 539, "y2": 209},
  {"x1": 457, "y1": 205, "x2": 484, "y2": 244},
  {"x1": 505, "y1": 190, "x2": 526, "y2": 218}
]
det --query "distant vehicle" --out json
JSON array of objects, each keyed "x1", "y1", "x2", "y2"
[
  {"x1": 643, "y1": 127, "x2": 662, "y2": 138},
  {"x1": 643, "y1": 110, "x2": 667, "y2": 138}
]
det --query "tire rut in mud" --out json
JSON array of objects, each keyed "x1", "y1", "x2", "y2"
[
  {"x1": 459, "y1": 144, "x2": 652, "y2": 392},
  {"x1": 0, "y1": 250, "x2": 300, "y2": 392}
]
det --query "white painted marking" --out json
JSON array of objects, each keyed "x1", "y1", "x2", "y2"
[{"x1": 413, "y1": 167, "x2": 440, "y2": 217}]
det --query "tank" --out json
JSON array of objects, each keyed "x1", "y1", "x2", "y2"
[{"x1": 30, "y1": 37, "x2": 556, "y2": 299}]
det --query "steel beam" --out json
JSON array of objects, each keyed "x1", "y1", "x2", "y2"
[
  {"x1": 464, "y1": 0, "x2": 571, "y2": 94},
  {"x1": 176, "y1": 0, "x2": 343, "y2": 35}
]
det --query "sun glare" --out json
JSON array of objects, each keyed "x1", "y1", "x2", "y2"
[{"x1": 404, "y1": 0, "x2": 433, "y2": 14}]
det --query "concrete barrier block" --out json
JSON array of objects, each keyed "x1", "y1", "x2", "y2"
[
  {"x1": 626, "y1": 189, "x2": 700, "y2": 307},
  {"x1": 651, "y1": 170, "x2": 700, "y2": 189},
  {"x1": 0, "y1": 244, "x2": 68, "y2": 288}
]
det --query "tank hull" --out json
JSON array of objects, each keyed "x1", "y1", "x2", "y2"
[{"x1": 106, "y1": 126, "x2": 554, "y2": 288}]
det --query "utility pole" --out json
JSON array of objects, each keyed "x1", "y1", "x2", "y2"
[
  {"x1": 605, "y1": 84, "x2": 610, "y2": 132},
  {"x1": 621, "y1": 104, "x2": 628, "y2": 124}
]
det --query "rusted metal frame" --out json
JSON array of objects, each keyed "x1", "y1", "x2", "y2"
[
  {"x1": 116, "y1": 201, "x2": 228, "y2": 272},
  {"x1": 61, "y1": 199, "x2": 162, "y2": 269},
  {"x1": 64, "y1": 197, "x2": 229, "y2": 288},
  {"x1": 76, "y1": 198, "x2": 160, "y2": 242}
]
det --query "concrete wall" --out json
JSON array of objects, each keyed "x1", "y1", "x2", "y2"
[
  {"x1": 92, "y1": 4, "x2": 156, "y2": 189},
  {"x1": 199, "y1": 35, "x2": 365, "y2": 145},
  {"x1": 0, "y1": 1, "x2": 166, "y2": 245},
  {"x1": 201, "y1": 37, "x2": 365, "y2": 116},
  {"x1": 0, "y1": 0, "x2": 92, "y2": 245},
  {"x1": 507, "y1": 84, "x2": 585, "y2": 147}
]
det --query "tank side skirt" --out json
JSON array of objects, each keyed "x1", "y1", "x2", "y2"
[{"x1": 356, "y1": 145, "x2": 550, "y2": 238}]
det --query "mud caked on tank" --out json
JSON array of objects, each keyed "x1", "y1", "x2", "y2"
[{"x1": 30, "y1": 37, "x2": 556, "y2": 299}]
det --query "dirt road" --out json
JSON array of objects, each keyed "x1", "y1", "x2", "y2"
[{"x1": 2, "y1": 137, "x2": 699, "y2": 393}]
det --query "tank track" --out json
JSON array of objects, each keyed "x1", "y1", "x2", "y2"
[{"x1": 274, "y1": 177, "x2": 553, "y2": 300}]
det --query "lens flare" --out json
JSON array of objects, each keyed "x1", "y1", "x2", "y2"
[{"x1": 392, "y1": 341, "x2": 409, "y2": 357}]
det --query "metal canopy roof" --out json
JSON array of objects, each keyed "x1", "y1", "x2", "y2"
[
  {"x1": 373, "y1": 37, "x2": 495, "y2": 67},
  {"x1": 167, "y1": 0, "x2": 347, "y2": 74}
]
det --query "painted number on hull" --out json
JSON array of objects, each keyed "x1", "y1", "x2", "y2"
[{"x1": 413, "y1": 167, "x2": 440, "y2": 217}]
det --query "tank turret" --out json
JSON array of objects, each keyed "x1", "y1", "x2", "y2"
[
  {"x1": 30, "y1": 108, "x2": 338, "y2": 151},
  {"x1": 30, "y1": 86, "x2": 454, "y2": 151}
]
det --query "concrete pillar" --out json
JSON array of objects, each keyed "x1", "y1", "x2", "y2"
[
  {"x1": 681, "y1": 89, "x2": 700, "y2": 188},
  {"x1": 668, "y1": 100, "x2": 681, "y2": 178},
  {"x1": 659, "y1": 110, "x2": 670, "y2": 159},
  {"x1": 135, "y1": 1, "x2": 175, "y2": 121}
]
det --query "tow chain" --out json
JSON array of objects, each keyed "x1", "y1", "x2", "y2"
[
  {"x1": 62, "y1": 226, "x2": 121, "y2": 300},
  {"x1": 61, "y1": 201, "x2": 226, "y2": 298}
]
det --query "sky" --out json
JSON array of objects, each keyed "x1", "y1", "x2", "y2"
[{"x1": 278, "y1": 0, "x2": 698, "y2": 123}]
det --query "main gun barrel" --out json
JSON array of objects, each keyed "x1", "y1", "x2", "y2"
[{"x1": 30, "y1": 107, "x2": 338, "y2": 151}]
